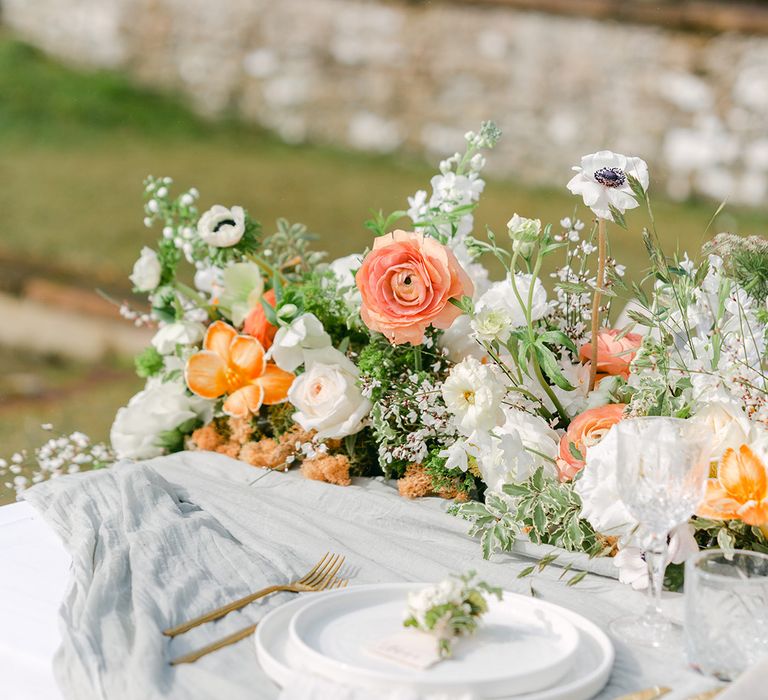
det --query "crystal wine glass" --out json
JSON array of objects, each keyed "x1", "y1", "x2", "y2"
[{"x1": 611, "y1": 417, "x2": 710, "y2": 648}]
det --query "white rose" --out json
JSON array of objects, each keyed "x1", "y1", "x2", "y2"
[
  {"x1": 129, "y1": 247, "x2": 161, "y2": 291},
  {"x1": 110, "y1": 380, "x2": 213, "y2": 460},
  {"x1": 270, "y1": 313, "x2": 332, "y2": 372},
  {"x1": 151, "y1": 321, "x2": 205, "y2": 355},
  {"x1": 289, "y1": 347, "x2": 372, "y2": 440},
  {"x1": 197, "y1": 205, "x2": 246, "y2": 247},
  {"x1": 442, "y1": 357, "x2": 505, "y2": 434},
  {"x1": 474, "y1": 274, "x2": 550, "y2": 329},
  {"x1": 692, "y1": 399, "x2": 755, "y2": 463}
]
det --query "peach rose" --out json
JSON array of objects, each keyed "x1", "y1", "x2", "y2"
[
  {"x1": 243, "y1": 289, "x2": 277, "y2": 350},
  {"x1": 579, "y1": 329, "x2": 643, "y2": 378},
  {"x1": 355, "y1": 230, "x2": 473, "y2": 345},
  {"x1": 556, "y1": 403, "x2": 627, "y2": 481}
]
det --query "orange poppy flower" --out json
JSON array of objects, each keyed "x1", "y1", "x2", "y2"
[
  {"x1": 697, "y1": 444, "x2": 768, "y2": 526},
  {"x1": 185, "y1": 320, "x2": 295, "y2": 418}
]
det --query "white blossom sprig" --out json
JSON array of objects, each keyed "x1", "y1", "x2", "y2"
[{"x1": 403, "y1": 571, "x2": 502, "y2": 658}]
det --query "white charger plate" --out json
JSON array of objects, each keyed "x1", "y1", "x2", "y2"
[{"x1": 256, "y1": 583, "x2": 614, "y2": 700}]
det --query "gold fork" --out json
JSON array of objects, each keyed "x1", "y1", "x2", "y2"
[
  {"x1": 170, "y1": 576, "x2": 349, "y2": 665},
  {"x1": 163, "y1": 552, "x2": 345, "y2": 637}
]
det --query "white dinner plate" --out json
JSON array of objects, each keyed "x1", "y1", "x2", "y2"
[{"x1": 256, "y1": 583, "x2": 614, "y2": 700}]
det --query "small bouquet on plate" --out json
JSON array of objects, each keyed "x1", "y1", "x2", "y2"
[{"x1": 403, "y1": 571, "x2": 502, "y2": 658}]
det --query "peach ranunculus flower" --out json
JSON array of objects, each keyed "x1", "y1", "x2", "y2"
[
  {"x1": 355, "y1": 230, "x2": 474, "y2": 345},
  {"x1": 185, "y1": 320, "x2": 294, "y2": 418},
  {"x1": 697, "y1": 444, "x2": 768, "y2": 527},
  {"x1": 243, "y1": 288, "x2": 278, "y2": 350},
  {"x1": 556, "y1": 403, "x2": 627, "y2": 481},
  {"x1": 579, "y1": 329, "x2": 643, "y2": 378}
]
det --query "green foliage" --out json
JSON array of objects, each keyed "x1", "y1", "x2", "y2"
[
  {"x1": 262, "y1": 218, "x2": 326, "y2": 278},
  {"x1": 0, "y1": 37, "x2": 212, "y2": 144},
  {"x1": 693, "y1": 517, "x2": 768, "y2": 556},
  {"x1": 134, "y1": 346, "x2": 164, "y2": 379},
  {"x1": 296, "y1": 273, "x2": 368, "y2": 347},
  {"x1": 451, "y1": 468, "x2": 609, "y2": 569},
  {"x1": 357, "y1": 336, "x2": 429, "y2": 402},
  {"x1": 705, "y1": 233, "x2": 768, "y2": 304},
  {"x1": 264, "y1": 402, "x2": 296, "y2": 438},
  {"x1": 364, "y1": 209, "x2": 407, "y2": 237},
  {"x1": 344, "y1": 427, "x2": 383, "y2": 478},
  {"x1": 423, "y1": 448, "x2": 481, "y2": 497},
  {"x1": 156, "y1": 417, "x2": 202, "y2": 453}
]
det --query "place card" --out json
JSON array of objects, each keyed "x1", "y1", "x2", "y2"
[{"x1": 367, "y1": 630, "x2": 443, "y2": 670}]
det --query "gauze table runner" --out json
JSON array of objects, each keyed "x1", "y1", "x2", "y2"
[{"x1": 24, "y1": 451, "x2": 708, "y2": 700}]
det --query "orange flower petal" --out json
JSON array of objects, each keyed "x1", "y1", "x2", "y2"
[
  {"x1": 204, "y1": 321, "x2": 237, "y2": 361},
  {"x1": 185, "y1": 351, "x2": 228, "y2": 399},
  {"x1": 719, "y1": 445, "x2": 767, "y2": 503},
  {"x1": 256, "y1": 364, "x2": 295, "y2": 404},
  {"x1": 222, "y1": 385, "x2": 264, "y2": 418},
  {"x1": 229, "y1": 335, "x2": 266, "y2": 378},
  {"x1": 696, "y1": 480, "x2": 742, "y2": 521},
  {"x1": 737, "y1": 500, "x2": 768, "y2": 527}
]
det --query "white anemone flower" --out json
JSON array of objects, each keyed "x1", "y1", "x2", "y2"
[
  {"x1": 197, "y1": 205, "x2": 246, "y2": 247},
  {"x1": 567, "y1": 151, "x2": 649, "y2": 222}
]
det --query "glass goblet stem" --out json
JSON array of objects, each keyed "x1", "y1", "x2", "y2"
[{"x1": 643, "y1": 535, "x2": 668, "y2": 625}]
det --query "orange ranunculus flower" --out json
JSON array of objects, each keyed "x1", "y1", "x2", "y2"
[
  {"x1": 185, "y1": 320, "x2": 294, "y2": 418},
  {"x1": 579, "y1": 329, "x2": 643, "y2": 378},
  {"x1": 556, "y1": 403, "x2": 627, "y2": 482},
  {"x1": 697, "y1": 445, "x2": 768, "y2": 526},
  {"x1": 355, "y1": 230, "x2": 473, "y2": 345},
  {"x1": 243, "y1": 289, "x2": 278, "y2": 350}
]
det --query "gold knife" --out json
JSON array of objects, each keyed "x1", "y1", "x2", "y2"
[{"x1": 615, "y1": 687, "x2": 672, "y2": 700}]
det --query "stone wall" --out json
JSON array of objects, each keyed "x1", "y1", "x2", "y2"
[{"x1": 4, "y1": 0, "x2": 768, "y2": 205}]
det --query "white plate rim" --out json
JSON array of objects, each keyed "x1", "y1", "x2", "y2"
[
  {"x1": 287, "y1": 583, "x2": 581, "y2": 691},
  {"x1": 255, "y1": 582, "x2": 615, "y2": 700}
]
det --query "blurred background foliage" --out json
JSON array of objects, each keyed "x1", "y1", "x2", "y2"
[{"x1": 1, "y1": 33, "x2": 767, "y2": 501}]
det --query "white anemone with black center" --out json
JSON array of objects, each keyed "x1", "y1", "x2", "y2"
[{"x1": 567, "y1": 150, "x2": 649, "y2": 221}]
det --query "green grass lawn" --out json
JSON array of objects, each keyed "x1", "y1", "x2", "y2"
[
  {"x1": 1, "y1": 36, "x2": 767, "y2": 283},
  {"x1": 0, "y1": 36, "x2": 767, "y2": 504}
]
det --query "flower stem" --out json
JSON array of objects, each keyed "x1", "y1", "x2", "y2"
[
  {"x1": 588, "y1": 218, "x2": 608, "y2": 391},
  {"x1": 532, "y1": 353, "x2": 569, "y2": 426},
  {"x1": 414, "y1": 345, "x2": 423, "y2": 372}
]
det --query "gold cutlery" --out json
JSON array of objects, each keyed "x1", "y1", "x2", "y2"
[
  {"x1": 615, "y1": 687, "x2": 672, "y2": 700},
  {"x1": 163, "y1": 552, "x2": 345, "y2": 637},
  {"x1": 170, "y1": 576, "x2": 349, "y2": 665},
  {"x1": 687, "y1": 689, "x2": 725, "y2": 700}
]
